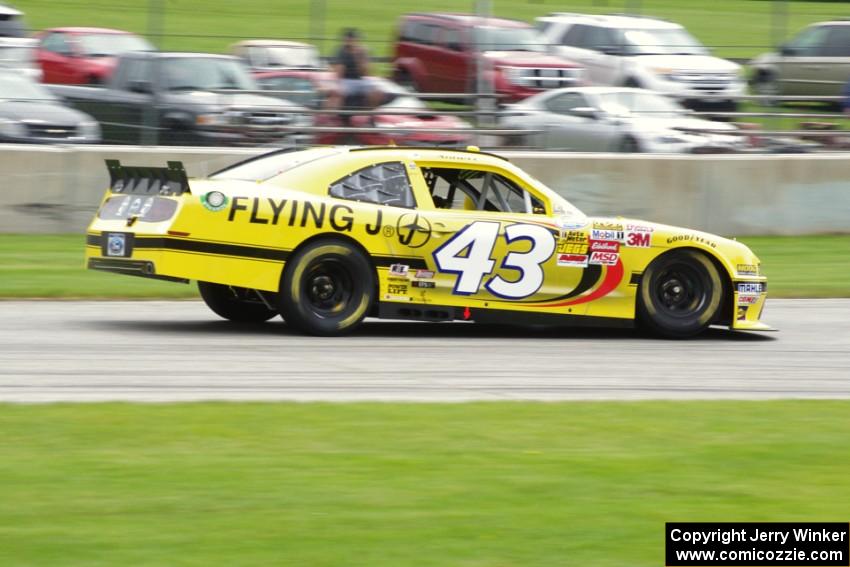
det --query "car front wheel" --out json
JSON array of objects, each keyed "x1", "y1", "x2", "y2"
[
  {"x1": 637, "y1": 249, "x2": 724, "y2": 338},
  {"x1": 278, "y1": 239, "x2": 375, "y2": 336}
]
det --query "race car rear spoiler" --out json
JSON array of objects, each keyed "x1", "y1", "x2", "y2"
[{"x1": 105, "y1": 159, "x2": 190, "y2": 196}]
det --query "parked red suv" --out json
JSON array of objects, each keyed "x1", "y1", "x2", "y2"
[
  {"x1": 393, "y1": 13, "x2": 583, "y2": 102},
  {"x1": 35, "y1": 27, "x2": 153, "y2": 84}
]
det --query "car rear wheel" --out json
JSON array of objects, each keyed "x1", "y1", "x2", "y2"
[
  {"x1": 637, "y1": 249, "x2": 724, "y2": 338},
  {"x1": 278, "y1": 239, "x2": 375, "y2": 336},
  {"x1": 198, "y1": 281, "x2": 278, "y2": 323},
  {"x1": 753, "y1": 71, "x2": 780, "y2": 106}
]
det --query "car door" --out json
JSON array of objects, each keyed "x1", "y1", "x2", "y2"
[
  {"x1": 434, "y1": 25, "x2": 471, "y2": 93},
  {"x1": 573, "y1": 25, "x2": 622, "y2": 85},
  {"x1": 405, "y1": 163, "x2": 591, "y2": 314},
  {"x1": 776, "y1": 25, "x2": 833, "y2": 96},
  {"x1": 38, "y1": 32, "x2": 75, "y2": 84},
  {"x1": 814, "y1": 26, "x2": 850, "y2": 96},
  {"x1": 106, "y1": 57, "x2": 155, "y2": 144},
  {"x1": 541, "y1": 92, "x2": 616, "y2": 151}
]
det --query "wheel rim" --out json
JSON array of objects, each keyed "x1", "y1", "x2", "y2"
[
  {"x1": 303, "y1": 258, "x2": 354, "y2": 317},
  {"x1": 653, "y1": 262, "x2": 707, "y2": 318}
]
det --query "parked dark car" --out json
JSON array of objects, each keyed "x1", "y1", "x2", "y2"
[
  {"x1": 0, "y1": 69, "x2": 100, "y2": 143},
  {"x1": 393, "y1": 13, "x2": 583, "y2": 102},
  {"x1": 50, "y1": 51, "x2": 312, "y2": 146},
  {"x1": 35, "y1": 27, "x2": 153, "y2": 85}
]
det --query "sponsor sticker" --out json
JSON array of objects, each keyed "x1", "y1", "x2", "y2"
[
  {"x1": 737, "y1": 282, "x2": 764, "y2": 295},
  {"x1": 737, "y1": 264, "x2": 759, "y2": 276},
  {"x1": 666, "y1": 234, "x2": 718, "y2": 248},
  {"x1": 557, "y1": 253, "x2": 588, "y2": 267},
  {"x1": 414, "y1": 269, "x2": 434, "y2": 279},
  {"x1": 593, "y1": 221, "x2": 623, "y2": 231},
  {"x1": 625, "y1": 231, "x2": 651, "y2": 248},
  {"x1": 412, "y1": 280, "x2": 436, "y2": 289},
  {"x1": 389, "y1": 264, "x2": 409, "y2": 277},
  {"x1": 556, "y1": 217, "x2": 588, "y2": 230},
  {"x1": 201, "y1": 191, "x2": 229, "y2": 212},
  {"x1": 557, "y1": 242, "x2": 587, "y2": 254},
  {"x1": 625, "y1": 223, "x2": 653, "y2": 233},
  {"x1": 737, "y1": 306, "x2": 749, "y2": 321},
  {"x1": 387, "y1": 283, "x2": 408, "y2": 295},
  {"x1": 589, "y1": 240, "x2": 620, "y2": 253},
  {"x1": 589, "y1": 251, "x2": 618, "y2": 266},
  {"x1": 383, "y1": 293, "x2": 412, "y2": 302},
  {"x1": 738, "y1": 295, "x2": 759, "y2": 305},
  {"x1": 106, "y1": 233, "x2": 126, "y2": 257},
  {"x1": 591, "y1": 229, "x2": 624, "y2": 242}
]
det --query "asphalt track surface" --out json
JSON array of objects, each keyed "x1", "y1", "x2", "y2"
[{"x1": 1, "y1": 299, "x2": 848, "y2": 402}]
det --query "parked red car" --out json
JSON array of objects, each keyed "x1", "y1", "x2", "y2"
[
  {"x1": 393, "y1": 13, "x2": 583, "y2": 102},
  {"x1": 255, "y1": 71, "x2": 472, "y2": 146},
  {"x1": 35, "y1": 27, "x2": 153, "y2": 84}
]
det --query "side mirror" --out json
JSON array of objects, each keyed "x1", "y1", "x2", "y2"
[
  {"x1": 129, "y1": 79, "x2": 153, "y2": 94},
  {"x1": 779, "y1": 44, "x2": 796, "y2": 56},
  {"x1": 570, "y1": 106, "x2": 600, "y2": 120}
]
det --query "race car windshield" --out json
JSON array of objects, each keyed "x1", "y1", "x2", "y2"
[
  {"x1": 474, "y1": 27, "x2": 546, "y2": 52},
  {"x1": 78, "y1": 33, "x2": 153, "y2": 57},
  {"x1": 161, "y1": 58, "x2": 257, "y2": 91},
  {"x1": 211, "y1": 148, "x2": 344, "y2": 182},
  {"x1": 621, "y1": 28, "x2": 707, "y2": 56}
]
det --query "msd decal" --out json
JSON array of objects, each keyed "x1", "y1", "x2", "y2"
[
  {"x1": 589, "y1": 240, "x2": 620, "y2": 253},
  {"x1": 589, "y1": 251, "x2": 618, "y2": 266}
]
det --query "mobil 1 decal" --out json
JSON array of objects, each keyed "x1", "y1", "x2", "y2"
[{"x1": 227, "y1": 197, "x2": 384, "y2": 235}]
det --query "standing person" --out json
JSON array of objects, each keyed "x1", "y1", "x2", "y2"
[{"x1": 332, "y1": 28, "x2": 379, "y2": 109}]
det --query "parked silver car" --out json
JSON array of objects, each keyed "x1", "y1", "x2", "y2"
[
  {"x1": 0, "y1": 37, "x2": 41, "y2": 81},
  {"x1": 750, "y1": 20, "x2": 850, "y2": 100},
  {"x1": 500, "y1": 86, "x2": 744, "y2": 152}
]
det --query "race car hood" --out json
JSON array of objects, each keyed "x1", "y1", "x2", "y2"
[
  {"x1": 633, "y1": 54, "x2": 740, "y2": 73},
  {"x1": 483, "y1": 51, "x2": 579, "y2": 68}
]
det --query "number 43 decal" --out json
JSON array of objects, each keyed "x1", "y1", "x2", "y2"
[{"x1": 433, "y1": 221, "x2": 555, "y2": 299}]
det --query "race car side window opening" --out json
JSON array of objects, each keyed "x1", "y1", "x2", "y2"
[
  {"x1": 329, "y1": 162, "x2": 416, "y2": 208},
  {"x1": 422, "y1": 167, "x2": 545, "y2": 214}
]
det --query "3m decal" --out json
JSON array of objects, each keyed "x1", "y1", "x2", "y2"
[
  {"x1": 433, "y1": 221, "x2": 555, "y2": 299},
  {"x1": 625, "y1": 231, "x2": 651, "y2": 248}
]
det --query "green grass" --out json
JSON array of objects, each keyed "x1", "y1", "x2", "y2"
[
  {"x1": 14, "y1": 0, "x2": 850, "y2": 60},
  {"x1": 1, "y1": 234, "x2": 848, "y2": 298},
  {"x1": 0, "y1": 401, "x2": 848, "y2": 566}
]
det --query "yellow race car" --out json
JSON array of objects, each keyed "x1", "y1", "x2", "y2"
[{"x1": 85, "y1": 146, "x2": 771, "y2": 338}]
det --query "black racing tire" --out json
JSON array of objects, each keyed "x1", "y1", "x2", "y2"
[
  {"x1": 278, "y1": 239, "x2": 375, "y2": 336},
  {"x1": 198, "y1": 281, "x2": 278, "y2": 323},
  {"x1": 637, "y1": 249, "x2": 724, "y2": 338}
]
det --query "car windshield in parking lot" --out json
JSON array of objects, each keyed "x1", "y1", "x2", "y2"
[
  {"x1": 0, "y1": 72, "x2": 56, "y2": 103},
  {"x1": 621, "y1": 28, "x2": 707, "y2": 56},
  {"x1": 161, "y1": 58, "x2": 257, "y2": 91},
  {"x1": 475, "y1": 27, "x2": 545, "y2": 52},
  {"x1": 264, "y1": 46, "x2": 321, "y2": 68},
  {"x1": 596, "y1": 91, "x2": 683, "y2": 117},
  {"x1": 77, "y1": 33, "x2": 153, "y2": 57}
]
